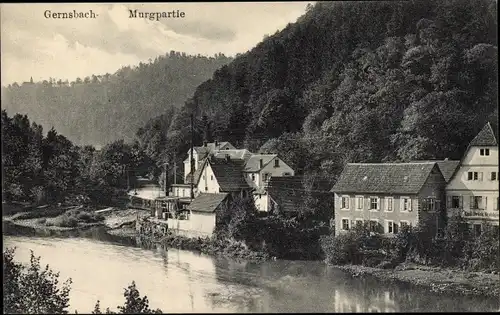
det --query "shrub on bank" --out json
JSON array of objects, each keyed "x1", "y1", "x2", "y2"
[
  {"x1": 461, "y1": 224, "x2": 500, "y2": 272},
  {"x1": 320, "y1": 215, "x2": 500, "y2": 273},
  {"x1": 44, "y1": 208, "x2": 105, "y2": 228},
  {"x1": 11, "y1": 207, "x2": 68, "y2": 220}
]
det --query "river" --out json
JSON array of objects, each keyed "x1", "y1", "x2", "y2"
[{"x1": 3, "y1": 234, "x2": 499, "y2": 313}]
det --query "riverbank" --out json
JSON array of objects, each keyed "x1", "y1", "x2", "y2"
[
  {"x1": 336, "y1": 263, "x2": 500, "y2": 299},
  {"x1": 157, "y1": 234, "x2": 271, "y2": 262},
  {"x1": 4, "y1": 207, "x2": 498, "y2": 299}
]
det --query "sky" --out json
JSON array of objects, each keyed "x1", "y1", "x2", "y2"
[{"x1": 1, "y1": 2, "x2": 311, "y2": 85}]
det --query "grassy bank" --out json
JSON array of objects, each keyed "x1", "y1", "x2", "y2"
[
  {"x1": 336, "y1": 263, "x2": 500, "y2": 299},
  {"x1": 158, "y1": 234, "x2": 271, "y2": 261}
]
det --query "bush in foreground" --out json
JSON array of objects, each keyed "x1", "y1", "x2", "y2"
[
  {"x1": 3, "y1": 247, "x2": 72, "y2": 314},
  {"x1": 92, "y1": 282, "x2": 162, "y2": 314},
  {"x1": 3, "y1": 248, "x2": 163, "y2": 314}
]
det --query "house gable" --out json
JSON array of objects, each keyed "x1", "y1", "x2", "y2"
[
  {"x1": 446, "y1": 122, "x2": 499, "y2": 187},
  {"x1": 196, "y1": 162, "x2": 221, "y2": 194},
  {"x1": 208, "y1": 157, "x2": 250, "y2": 192}
]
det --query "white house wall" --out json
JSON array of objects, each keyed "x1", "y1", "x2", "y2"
[
  {"x1": 197, "y1": 163, "x2": 221, "y2": 194},
  {"x1": 447, "y1": 147, "x2": 499, "y2": 193},
  {"x1": 245, "y1": 172, "x2": 260, "y2": 188},
  {"x1": 167, "y1": 212, "x2": 216, "y2": 237},
  {"x1": 254, "y1": 193, "x2": 269, "y2": 211},
  {"x1": 184, "y1": 143, "x2": 235, "y2": 180},
  {"x1": 446, "y1": 145, "x2": 499, "y2": 226},
  {"x1": 172, "y1": 186, "x2": 191, "y2": 198},
  {"x1": 259, "y1": 158, "x2": 295, "y2": 186}
]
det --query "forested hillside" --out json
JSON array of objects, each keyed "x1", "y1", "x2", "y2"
[
  {"x1": 137, "y1": 0, "x2": 498, "y2": 183},
  {"x1": 1, "y1": 110, "x2": 152, "y2": 204},
  {"x1": 1, "y1": 52, "x2": 232, "y2": 146}
]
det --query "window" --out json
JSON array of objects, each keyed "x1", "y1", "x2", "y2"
[
  {"x1": 283, "y1": 172, "x2": 291, "y2": 176},
  {"x1": 491, "y1": 172, "x2": 497, "y2": 181},
  {"x1": 202, "y1": 175, "x2": 206, "y2": 180},
  {"x1": 264, "y1": 173, "x2": 269, "y2": 181},
  {"x1": 386, "y1": 221, "x2": 399, "y2": 234},
  {"x1": 496, "y1": 197, "x2": 499, "y2": 211},
  {"x1": 421, "y1": 198, "x2": 436, "y2": 211},
  {"x1": 470, "y1": 196, "x2": 483, "y2": 210},
  {"x1": 401, "y1": 197, "x2": 411, "y2": 212},
  {"x1": 480, "y1": 148, "x2": 490, "y2": 156},
  {"x1": 341, "y1": 196, "x2": 350, "y2": 209},
  {"x1": 205, "y1": 186, "x2": 208, "y2": 191},
  {"x1": 251, "y1": 174, "x2": 255, "y2": 181},
  {"x1": 356, "y1": 196, "x2": 364, "y2": 210},
  {"x1": 452, "y1": 196, "x2": 460, "y2": 208},
  {"x1": 210, "y1": 175, "x2": 214, "y2": 181},
  {"x1": 355, "y1": 219, "x2": 364, "y2": 228},
  {"x1": 385, "y1": 197, "x2": 393, "y2": 212},
  {"x1": 182, "y1": 190, "x2": 185, "y2": 197},
  {"x1": 274, "y1": 159, "x2": 280, "y2": 167},
  {"x1": 341, "y1": 219, "x2": 350, "y2": 230},
  {"x1": 369, "y1": 197, "x2": 379, "y2": 210},
  {"x1": 467, "y1": 171, "x2": 482, "y2": 181}
]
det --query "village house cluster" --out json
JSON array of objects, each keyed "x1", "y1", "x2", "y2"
[
  {"x1": 131, "y1": 123, "x2": 499, "y2": 239},
  {"x1": 333, "y1": 122, "x2": 499, "y2": 237}
]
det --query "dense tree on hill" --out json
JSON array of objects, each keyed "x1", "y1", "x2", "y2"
[
  {"x1": 137, "y1": 0, "x2": 497, "y2": 182},
  {"x1": 1, "y1": 110, "x2": 152, "y2": 205},
  {"x1": 2, "y1": 52, "x2": 232, "y2": 147}
]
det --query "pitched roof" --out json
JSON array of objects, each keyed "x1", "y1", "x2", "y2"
[
  {"x1": 331, "y1": 162, "x2": 439, "y2": 194},
  {"x1": 268, "y1": 176, "x2": 333, "y2": 192},
  {"x1": 469, "y1": 122, "x2": 498, "y2": 147},
  {"x1": 213, "y1": 149, "x2": 253, "y2": 161},
  {"x1": 267, "y1": 176, "x2": 334, "y2": 213},
  {"x1": 410, "y1": 160, "x2": 460, "y2": 183},
  {"x1": 194, "y1": 142, "x2": 233, "y2": 155},
  {"x1": 185, "y1": 160, "x2": 207, "y2": 184},
  {"x1": 436, "y1": 160, "x2": 460, "y2": 183},
  {"x1": 183, "y1": 142, "x2": 234, "y2": 162},
  {"x1": 186, "y1": 193, "x2": 228, "y2": 213},
  {"x1": 269, "y1": 188, "x2": 306, "y2": 213},
  {"x1": 209, "y1": 157, "x2": 251, "y2": 191},
  {"x1": 243, "y1": 154, "x2": 277, "y2": 172}
]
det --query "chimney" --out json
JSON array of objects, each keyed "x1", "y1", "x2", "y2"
[{"x1": 259, "y1": 159, "x2": 263, "y2": 169}]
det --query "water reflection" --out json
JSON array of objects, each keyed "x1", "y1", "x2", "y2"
[{"x1": 3, "y1": 235, "x2": 499, "y2": 313}]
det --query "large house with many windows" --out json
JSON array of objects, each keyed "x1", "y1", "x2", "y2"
[
  {"x1": 445, "y1": 122, "x2": 499, "y2": 235},
  {"x1": 331, "y1": 162, "x2": 447, "y2": 236}
]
